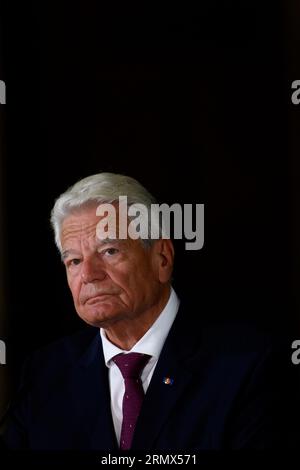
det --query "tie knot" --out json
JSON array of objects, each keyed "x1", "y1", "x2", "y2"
[{"x1": 112, "y1": 352, "x2": 150, "y2": 379}]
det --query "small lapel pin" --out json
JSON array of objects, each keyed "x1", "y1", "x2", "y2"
[{"x1": 163, "y1": 377, "x2": 174, "y2": 385}]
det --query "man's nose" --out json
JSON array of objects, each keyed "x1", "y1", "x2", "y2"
[{"x1": 80, "y1": 257, "x2": 106, "y2": 283}]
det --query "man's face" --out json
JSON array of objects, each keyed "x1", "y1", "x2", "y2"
[{"x1": 60, "y1": 204, "x2": 173, "y2": 328}]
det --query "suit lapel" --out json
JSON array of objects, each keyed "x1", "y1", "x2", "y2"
[
  {"x1": 70, "y1": 332, "x2": 118, "y2": 450},
  {"x1": 132, "y1": 308, "x2": 201, "y2": 450}
]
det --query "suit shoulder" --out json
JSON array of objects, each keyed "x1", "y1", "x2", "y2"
[
  {"x1": 199, "y1": 320, "x2": 281, "y2": 356},
  {"x1": 23, "y1": 326, "x2": 99, "y2": 380}
]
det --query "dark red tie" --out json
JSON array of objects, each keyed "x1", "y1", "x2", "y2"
[{"x1": 113, "y1": 352, "x2": 151, "y2": 450}]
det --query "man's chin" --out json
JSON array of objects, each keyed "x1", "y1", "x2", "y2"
[{"x1": 78, "y1": 307, "x2": 124, "y2": 328}]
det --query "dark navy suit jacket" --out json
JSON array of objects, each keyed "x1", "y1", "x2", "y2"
[{"x1": 2, "y1": 307, "x2": 295, "y2": 451}]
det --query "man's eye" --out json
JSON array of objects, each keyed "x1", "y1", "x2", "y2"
[
  {"x1": 68, "y1": 258, "x2": 81, "y2": 266},
  {"x1": 104, "y1": 248, "x2": 119, "y2": 256}
]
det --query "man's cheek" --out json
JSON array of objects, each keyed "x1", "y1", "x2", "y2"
[{"x1": 69, "y1": 283, "x2": 79, "y2": 303}]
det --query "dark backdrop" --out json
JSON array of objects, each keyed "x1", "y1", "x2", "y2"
[{"x1": 1, "y1": 1, "x2": 298, "y2": 386}]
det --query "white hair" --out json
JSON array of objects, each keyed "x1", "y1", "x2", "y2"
[{"x1": 50, "y1": 172, "x2": 157, "y2": 252}]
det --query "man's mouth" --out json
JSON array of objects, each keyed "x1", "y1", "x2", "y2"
[{"x1": 85, "y1": 294, "x2": 112, "y2": 305}]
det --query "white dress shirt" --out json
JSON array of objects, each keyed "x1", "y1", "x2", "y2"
[{"x1": 100, "y1": 287, "x2": 180, "y2": 445}]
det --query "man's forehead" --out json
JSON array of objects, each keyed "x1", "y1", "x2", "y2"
[
  {"x1": 61, "y1": 218, "x2": 98, "y2": 243},
  {"x1": 60, "y1": 204, "x2": 150, "y2": 250},
  {"x1": 62, "y1": 216, "x2": 98, "y2": 231}
]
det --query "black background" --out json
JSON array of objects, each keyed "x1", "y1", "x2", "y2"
[{"x1": 1, "y1": 1, "x2": 299, "y2": 384}]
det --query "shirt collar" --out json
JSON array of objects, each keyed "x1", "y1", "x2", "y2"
[{"x1": 100, "y1": 287, "x2": 180, "y2": 367}]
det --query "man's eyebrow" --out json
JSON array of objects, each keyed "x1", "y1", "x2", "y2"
[
  {"x1": 61, "y1": 240, "x2": 122, "y2": 260},
  {"x1": 95, "y1": 238, "x2": 126, "y2": 250},
  {"x1": 61, "y1": 249, "x2": 79, "y2": 261},
  {"x1": 96, "y1": 238, "x2": 120, "y2": 245}
]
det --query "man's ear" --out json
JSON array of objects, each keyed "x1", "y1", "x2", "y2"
[{"x1": 153, "y1": 239, "x2": 174, "y2": 284}]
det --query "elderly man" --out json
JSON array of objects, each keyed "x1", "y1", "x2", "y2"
[{"x1": 2, "y1": 172, "x2": 295, "y2": 451}]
